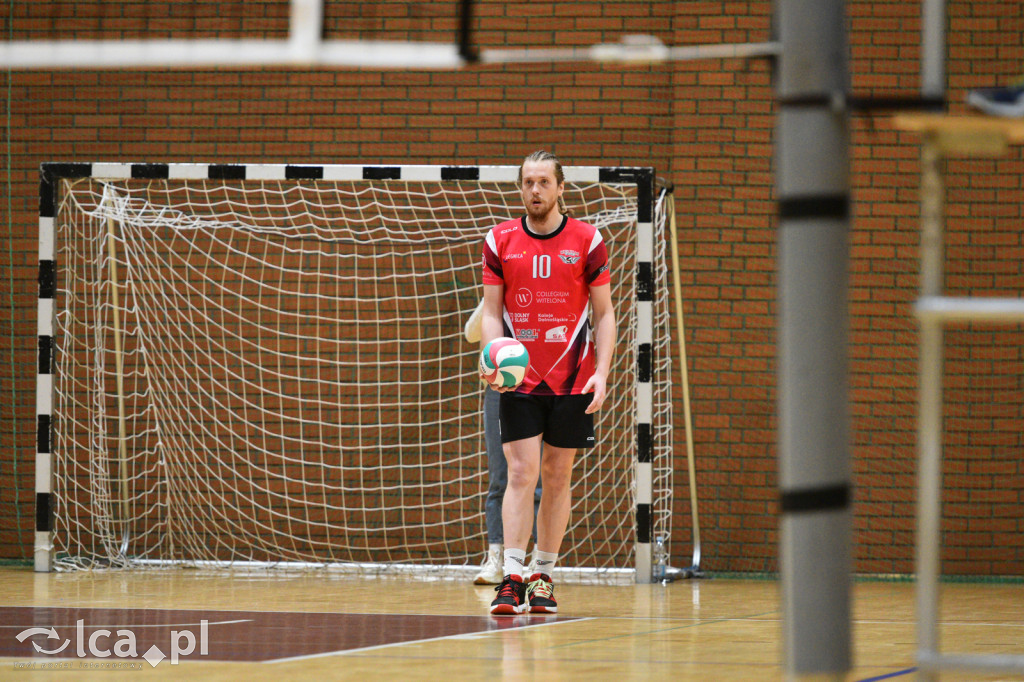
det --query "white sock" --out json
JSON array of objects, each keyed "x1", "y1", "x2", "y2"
[
  {"x1": 488, "y1": 542, "x2": 502, "y2": 557},
  {"x1": 533, "y1": 550, "x2": 557, "y2": 576},
  {"x1": 503, "y1": 548, "x2": 527, "y2": 579}
]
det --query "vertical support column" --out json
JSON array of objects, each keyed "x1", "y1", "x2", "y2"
[
  {"x1": 635, "y1": 170, "x2": 655, "y2": 585},
  {"x1": 288, "y1": 0, "x2": 324, "y2": 62},
  {"x1": 35, "y1": 167, "x2": 57, "y2": 572},
  {"x1": 603, "y1": 167, "x2": 655, "y2": 583},
  {"x1": 915, "y1": 136, "x2": 945, "y2": 682},
  {"x1": 921, "y1": 0, "x2": 947, "y2": 101},
  {"x1": 775, "y1": 0, "x2": 851, "y2": 677},
  {"x1": 106, "y1": 216, "x2": 131, "y2": 551},
  {"x1": 35, "y1": 162, "x2": 90, "y2": 572}
]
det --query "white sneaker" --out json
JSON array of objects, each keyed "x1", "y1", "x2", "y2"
[
  {"x1": 967, "y1": 86, "x2": 1024, "y2": 118},
  {"x1": 474, "y1": 547, "x2": 503, "y2": 585}
]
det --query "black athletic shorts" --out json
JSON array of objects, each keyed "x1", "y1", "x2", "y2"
[{"x1": 498, "y1": 392, "x2": 596, "y2": 449}]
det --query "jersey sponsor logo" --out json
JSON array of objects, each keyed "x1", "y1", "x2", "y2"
[
  {"x1": 537, "y1": 312, "x2": 576, "y2": 323},
  {"x1": 500, "y1": 225, "x2": 519, "y2": 234},
  {"x1": 512, "y1": 312, "x2": 530, "y2": 323},
  {"x1": 517, "y1": 329, "x2": 539, "y2": 341},
  {"x1": 535, "y1": 290, "x2": 569, "y2": 304},
  {"x1": 545, "y1": 325, "x2": 568, "y2": 342},
  {"x1": 558, "y1": 249, "x2": 581, "y2": 264},
  {"x1": 515, "y1": 288, "x2": 532, "y2": 307},
  {"x1": 502, "y1": 250, "x2": 526, "y2": 262}
]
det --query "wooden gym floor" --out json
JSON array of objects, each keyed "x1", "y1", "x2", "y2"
[{"x1": 0, "y1": 567, "x2": 1021, "y2": 680}]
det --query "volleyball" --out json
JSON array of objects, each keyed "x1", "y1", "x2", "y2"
[{"x1": 480, "y1": 337, "x2": 530, "y2": 389}]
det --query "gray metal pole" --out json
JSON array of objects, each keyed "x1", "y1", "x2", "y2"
[
  {"x1": 775, "y1": 0, "x2": 851, "y2": 678},
  {"x1": 914, "y1": 136, "x2": 944, "y2": 682},
  {"x1": 921, "y1": 0, "x2": 946, "y2": 99},
  {"x1": 917, "y1": 1, "x2": 945, "y2": 677}
]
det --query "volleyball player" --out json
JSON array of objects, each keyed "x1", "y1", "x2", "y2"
[{"x1": 479, "y1": 150, "x2": 617, "y2": 614}]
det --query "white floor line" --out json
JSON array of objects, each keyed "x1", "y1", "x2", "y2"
[{"x1": 264, "y1": 616, "x2": 596, "y2": 664}]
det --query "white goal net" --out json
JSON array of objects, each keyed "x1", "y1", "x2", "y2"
[{"x1": 39, "y1": 163, "x2": 673, "y2": 578}]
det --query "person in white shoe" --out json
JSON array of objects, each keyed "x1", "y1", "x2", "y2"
[
  {"x1": 465, "y1": 303, "x2": 542, "y2": 585},
  {"x1": 479, "y1": 150, "x2": 617, "y2": 615}
]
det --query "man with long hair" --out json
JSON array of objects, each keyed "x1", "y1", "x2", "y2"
[{"x1": 479, "y1": 150, "x2": 617, "y2": 614}]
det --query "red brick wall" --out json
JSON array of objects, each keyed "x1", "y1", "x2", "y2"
[{"x1": 1, "y1": 1, "x2": 1022, "y2": 576}]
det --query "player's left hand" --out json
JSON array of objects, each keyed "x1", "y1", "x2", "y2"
[{"x1": 582, "y1": 373, "x2": 607, "y2": 413}]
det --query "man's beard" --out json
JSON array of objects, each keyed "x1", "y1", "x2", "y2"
[{"x1": 526, "y1": 198, "x2": 556, "y2": 219}]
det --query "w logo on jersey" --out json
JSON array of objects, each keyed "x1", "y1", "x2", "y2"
[{"x1": 558, "y1": 249, "x2": 580, "y2": 264}]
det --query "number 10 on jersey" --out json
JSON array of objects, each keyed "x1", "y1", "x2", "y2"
[{"x1": 533, "y1": 254, "x2": 551, "y2": 279}]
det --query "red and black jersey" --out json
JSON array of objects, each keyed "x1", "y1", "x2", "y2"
[{"x1": 482, "y1": 214, "x2": 611, "y2": 395}]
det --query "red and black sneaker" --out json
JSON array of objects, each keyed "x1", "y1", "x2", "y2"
[
  {"x1": 526, "y1": 573, "x2": 557, "y2": 613},
  {"x1": 490, "y1": 574, "x2": 527, "y2": 615}
]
